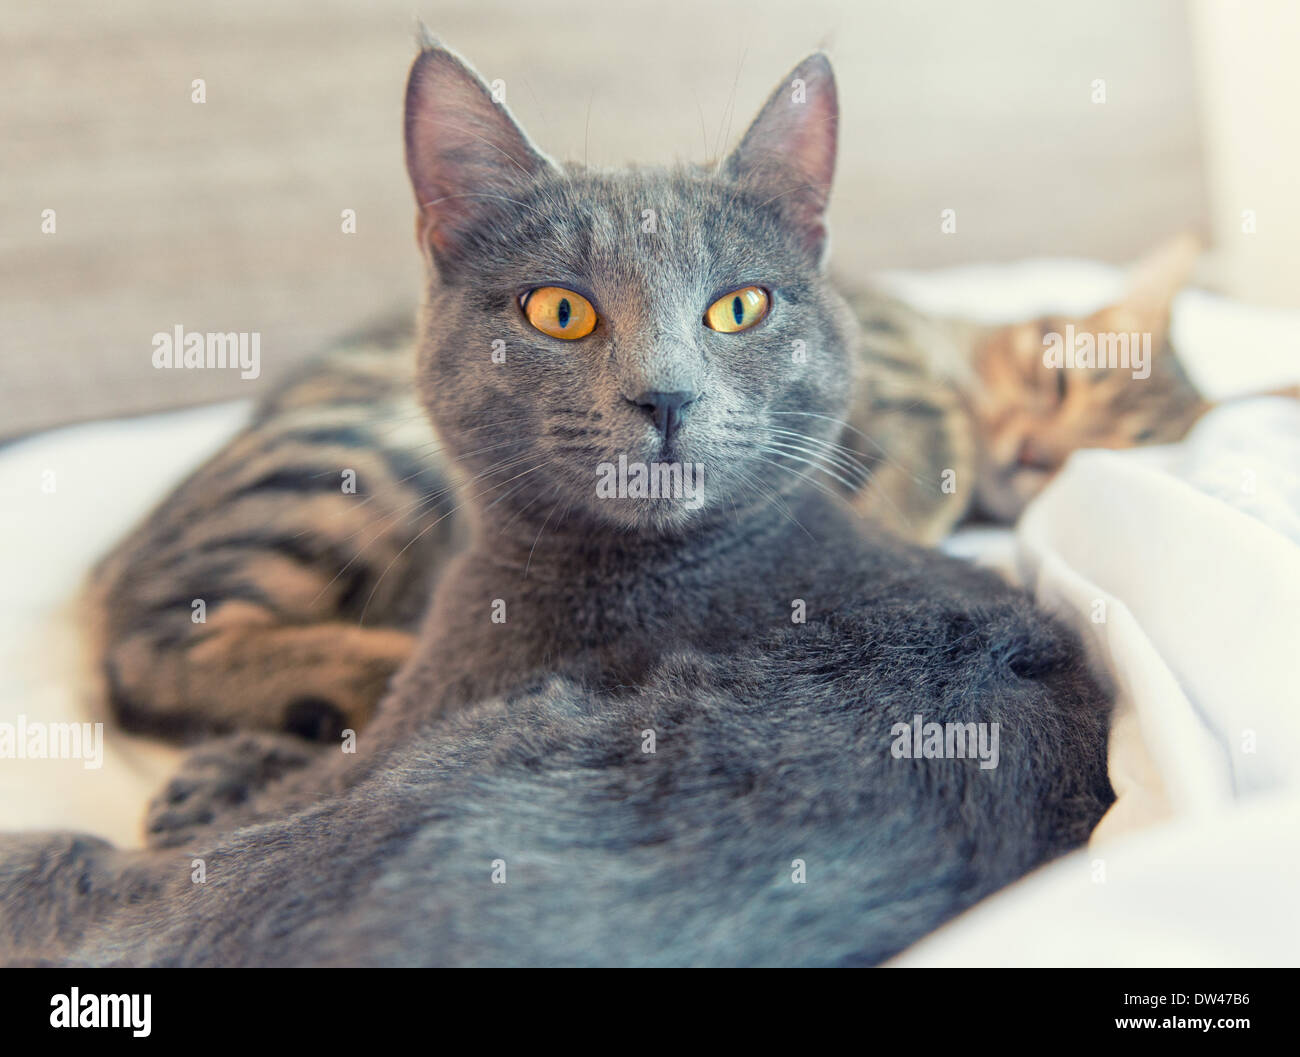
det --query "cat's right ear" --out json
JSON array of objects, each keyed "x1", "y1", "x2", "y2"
[
  {"x1": 1125, "y1": 234, "x2": 1201, "y2": 312},
  {"x1": 1092, "y1": 234, "x2": 1202, "y2": 338},
  {"x1": 404, "y1": 40, "x2": 558, "y2": 271}
]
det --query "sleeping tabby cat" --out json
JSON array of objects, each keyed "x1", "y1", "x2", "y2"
[
  {"x1": 91, "y1": 238, "x2": 1210, "y2": 742},
  {"x1": 845, "y1": 235, "x2": 1212, "y2": 533},
  {"x1": 1, "y1": 41, "x2": 1114, "y2": 967}
]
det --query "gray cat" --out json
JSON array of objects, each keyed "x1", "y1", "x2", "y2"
[{"x1": 0, "y1": 40, "x2": 1112, "y2": 967}]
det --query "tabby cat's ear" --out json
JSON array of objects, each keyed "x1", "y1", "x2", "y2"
[
  {"x1": 1095, "y1": 234, "x2": 1201, "y2": 336},
  {"x1": 404, "y1": 40, "x2": 558, "y2": 268},
  {"x1": 723, "y1": 53, "x2": 839, "y2": 265}
]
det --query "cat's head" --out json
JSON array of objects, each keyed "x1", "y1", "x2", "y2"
[
  {"x1": 403, "y1": 40, "x2": 855, "y2": 535},
  {"x1": 969, "y1": 236, "x2": 1210, "y2": 520}
]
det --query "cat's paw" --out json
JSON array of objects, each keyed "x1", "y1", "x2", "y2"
[{"x1": 145, "y1": 733, "x2": 318, "y2": 848}]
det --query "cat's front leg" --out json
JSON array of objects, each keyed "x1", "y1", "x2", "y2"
[
  {"x1": 144, "y1": 731, "x2": 321, "y2": 848},
  {"x1": 104, "y1": 616, "x2": 416, "y2": 743}
]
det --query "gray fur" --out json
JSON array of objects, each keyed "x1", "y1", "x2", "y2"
[{"x1": 0, "y1": 43, "x2": 1112, "y2": 967}]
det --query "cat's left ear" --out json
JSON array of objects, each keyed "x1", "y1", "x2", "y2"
[{"x1": 723, "y1": 53, "x2": 839, "y2": 266}]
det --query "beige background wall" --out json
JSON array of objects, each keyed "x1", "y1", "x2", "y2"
[
  {"x1": 4, "y1": 0, "x2": 1277, "y2": 440},
  {"x1": 1190, "y1": 0, "x2": 1300, "y2": 307}
]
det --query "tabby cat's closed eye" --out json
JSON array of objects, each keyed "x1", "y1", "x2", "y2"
[
  {"x1": 704, "y1": 286, "x2": 770, "y2": 333},
  {"x1": 522, "y1": 286, "x2": 598, "y2": 340}
]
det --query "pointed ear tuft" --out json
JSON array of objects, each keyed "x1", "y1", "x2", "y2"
[
  {"x1": 403, "y1": 43, "x2": 557, "y2": 267},
  {"x1": 1126, "y1": 234, "x2": 1201, "y2": 310},
  {"x1": 413, "y1": 19, "x2": 438, "y2": 52},
  {"x1": 723, "y1": 52, "x2": 839, "y2": 262},
  {"x1": 1095, "y1": 234, "x2": 1201, "y2": 337}
]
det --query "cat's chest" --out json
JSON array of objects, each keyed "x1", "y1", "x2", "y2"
[{"x1": 415, "y1": 551, "x2": 827, "y2": 712}]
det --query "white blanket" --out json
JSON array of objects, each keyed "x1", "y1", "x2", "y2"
[
  {"x1": 899, "y1": 399, "x2": 1300, "y2": 966},
  {"x1": 0, "y1": 403, "x2": 249, "y2": 844},
  {"x1": 2, "y1": 261, "x2": 1298, "y2": 964}
]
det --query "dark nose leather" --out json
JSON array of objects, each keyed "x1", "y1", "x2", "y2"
[{"x1": 629, "y1": 390, "x2": 698, "y2": 443}]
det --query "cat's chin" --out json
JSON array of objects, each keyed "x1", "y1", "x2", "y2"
[
  {"x1": 583, "y1": 496, "x2": 713, "y2": 537},
  {"x1": 580, "y1": 446, "x2": 715, "y2": 534}
]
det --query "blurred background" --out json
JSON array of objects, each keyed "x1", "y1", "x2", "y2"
[{"x1": 3, "y1": 0, "x2": 1297, "y2": 439}]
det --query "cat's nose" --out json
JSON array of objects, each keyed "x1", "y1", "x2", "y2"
[
  {"x1": 1015, "y1": 436, "x2": 1058, "y2": 472},
  {"x1": 628, "y1": 390, "x2": 699, "y2": 443}
]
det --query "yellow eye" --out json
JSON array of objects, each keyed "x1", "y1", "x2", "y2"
[
  {"x1": 704, "y1": 286, "x2": 769, "y2": 333},
  {"x1": 522, "y1": 287, "x2": 597, "y2": 340}
]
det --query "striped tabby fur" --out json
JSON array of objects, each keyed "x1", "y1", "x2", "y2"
[{"x1": 89, "y1": 322, "x2": 459, "y2": 742}]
